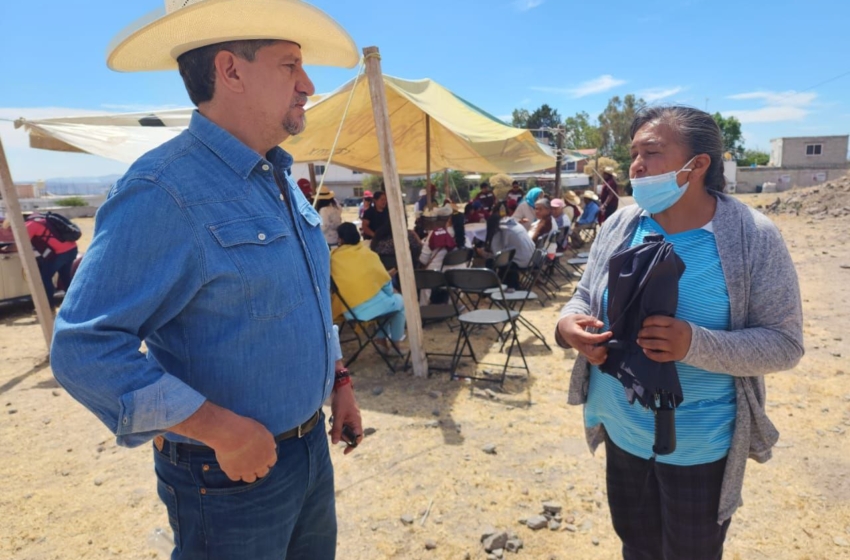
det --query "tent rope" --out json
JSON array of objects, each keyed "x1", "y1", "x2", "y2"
[{"x1": 313, "y1": 58, "x2": 366, "y2": 208}]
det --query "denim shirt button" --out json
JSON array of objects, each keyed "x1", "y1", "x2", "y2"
[
  {"x1": 122, "y1": 417, "x2": 128, "y2": 425},
  {"x1": 279, "y1": 194, "x2": 285, "y2": 201},
  {"x1": 258, "y1": 233, "x2": 267, "y2": 241},
  {"x1": 261, "y1": 164, "x2": 270, "y2": 172}
]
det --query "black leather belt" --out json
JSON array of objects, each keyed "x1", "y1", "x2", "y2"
[{"x1": 155, "y1": 410, "x2": 321, "y2": 454}]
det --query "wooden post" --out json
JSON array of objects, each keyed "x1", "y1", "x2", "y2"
[
  {"x1": 444, "y1": 167, "x2": 450, "y2": 202},
  {"x1": 0, "y1": 135, "x2": 54, "y2": 352},
  {"x1": 307, "y1": 163, "x2": 318, "y2": 193},
  {"x1": 554, "y1": 128, "x2": 563, "y2": 198},
  {"x1": 362, "y1": 46, "x2": 428, "y2": 377},
  {"x1": 425, "y1": 115, "x2": 432, "y2": 208}
]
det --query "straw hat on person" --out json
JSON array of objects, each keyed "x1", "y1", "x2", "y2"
[
  {"x1": 106, "y1": 0, "x2": 359, "y2": 72},
  {"x1": 564, "y1": 190, "x2": 581, "y2": 205},
  {"x1": 315, "y1": 186, "x2": 335, "y2": 200},
  {"x1": 582, "y1": 190, "x2": 599, "y2": 202},
  {"x1": 604, "y1": 166, "x2": 616, "y2": 175}
]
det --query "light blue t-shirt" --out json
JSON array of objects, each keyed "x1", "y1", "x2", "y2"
[{"x1": 585, "y1": 215, "x2": 736, "y2": 466}]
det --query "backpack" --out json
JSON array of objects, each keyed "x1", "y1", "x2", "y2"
[{"x1": 27, "y1": 212, "x2": 82, "y2": 243}]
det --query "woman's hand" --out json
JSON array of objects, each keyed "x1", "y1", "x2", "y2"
[
  {"x1": 557, "y1": 314, "x2": 612, "y2": 365},
  {"x1": 637, "y1": 316, "x2": 692, "y2": 362}
]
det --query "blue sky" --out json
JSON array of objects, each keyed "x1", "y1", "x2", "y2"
[{"x1": 1, "y1": 0, "x2": 849, "y2": 180}]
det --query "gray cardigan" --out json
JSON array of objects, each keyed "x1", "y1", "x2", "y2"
[{"x1": 559, "y1": 193, "x2": 804, "y2": 523}]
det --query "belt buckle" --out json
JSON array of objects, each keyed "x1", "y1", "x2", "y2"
[{"x1": 297, "y1": 423, "x2": 304, "y2": 438}]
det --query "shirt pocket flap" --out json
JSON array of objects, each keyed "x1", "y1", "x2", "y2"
[
  {"x1": 297, "y1": 201, "x2": 322, "y2": 227},
  {"x1": 209, "y1": 216, "x2": 291, "y2": 248}
]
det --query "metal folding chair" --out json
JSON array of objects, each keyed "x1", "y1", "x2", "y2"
[
  {"x1": 414, "y1": 269, "x2": 460, "y2": 370},
  {"x1": 332, "y1": 280, "x2": 407, "y2": 374},
  {"x1": 445, "y1": 268, "x2": 529, "y2": 386},
  {"x1": 489, "y1": 250, "x2": 551, "y2": 351},
  {"x1": 440, "y1": 248, "x2": 473, "y2": 270}
]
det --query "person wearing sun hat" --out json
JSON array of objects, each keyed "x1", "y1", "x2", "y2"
[
  {"x1": 563, "y1": 189, "x2": 583, "y2": 224},
  {"x1": 50, "y1": 2, "x2": 361, "y2": 558},
  {"x1": 315, "y1": 186, "x2": 342, "y2": 246}
]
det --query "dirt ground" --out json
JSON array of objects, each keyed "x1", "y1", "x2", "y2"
[{"x1": 1, "y1": 192, "x2": 849, "y2": 560}]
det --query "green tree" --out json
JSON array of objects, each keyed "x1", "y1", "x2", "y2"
[
  {"x1": 737, "y1": 149, "x2": 770, "y2": 167},
  {"x1": 598, "y1": 94, "x2": 646, "y2": 170},
  {"x1": 562, "y1": 111, "x2": 602, "y2": 150},
  {"x1": 712, "y1": 112, "x2": 744, "y2": 157},
  {"x1": 511, "y1": 108, "x2": 530, "y2": 128}
]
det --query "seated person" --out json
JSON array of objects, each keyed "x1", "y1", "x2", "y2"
[
  {"x1": 528, "y1": 198, "x2": 559, "y2": 257},
  {"x1": 563, "y1": 190, "x2": 583, "y2": 224},
  {"x1": 550, "y1": 198, "x2": 571, "y2": 251},
  {"x1": 512, "y1": 187, "x2": 542, "y2": 230},
  {"x1": 550, "y1": 198, "x2": 569, "y2": 231},
  {"x1": 464, "y1": 201, "x2": 487, "y2": 224},
  {"x1": 369, "y1": 222, "x2": 423, "y2": 274},
  {"x1": 332, "y1": 223, "x2": 406, "y2": 350},
  {"x1": 419, "y1": 217, "x2": 457, "y2": 270},
  {"x1": 570, "y1": 190, "x2": 601, "y2": 246},
  {"x1": 475, "y1": 212, "x2": 535, "y2": 289}
]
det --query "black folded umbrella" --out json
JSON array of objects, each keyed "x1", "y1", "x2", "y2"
[{"x1": 601, "y1": 234, "x2": 686, "y2": 454}]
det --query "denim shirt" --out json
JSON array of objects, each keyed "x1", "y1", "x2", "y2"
[{"x1": 51, "y1": 111, "x2": 342, "y2": 447}]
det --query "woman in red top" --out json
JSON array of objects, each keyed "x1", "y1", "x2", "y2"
[{"x1": 26, "y1": 215, "x2": 79, "y2": 309}]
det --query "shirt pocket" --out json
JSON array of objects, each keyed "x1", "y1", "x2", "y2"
[{"x1": 209, "y1": 215, "x2": 304, "y2": 320}]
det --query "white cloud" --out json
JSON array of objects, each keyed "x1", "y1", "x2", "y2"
[
  {"x1": 513, "y1": 0, "x2": 544, "y2": 11},
  {"x1": 531, "y1": 74, "x2": 626, "y2": 98},
  {"x1": 724, "y1": 90, "x2": 817, "y2": 123},
  {"x1": 639, "y1": 86, "x2": 685, "y2": 102}
]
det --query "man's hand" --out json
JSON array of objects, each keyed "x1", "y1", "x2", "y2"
[
  {"x1": 557, "y1": 314, "x2": 612, "y2": 366},
  {"x1": 171, "y1": 401, "x2": 277, "y2": 483},
  {"x1": 637, "y1": 315, "x2": 692, "y2": 362},
  {"x1": 329, "y1": 384, "x2": 363, "y2": 455}
]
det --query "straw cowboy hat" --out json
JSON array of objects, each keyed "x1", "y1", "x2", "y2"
[
  {"x1": 604, "y1": 166, "x2": 616, "y2": 174},
  {"x1": 564, "y1": 190, "x2": 581, "y2": 205},
  {"x1": 107, "y1": 0, "x2": 359, "y2": 72},
  {"x1": 315, "y1": 186, "x2": 335, "y2": 200},
  {"x1": 582, "y1": 190, "x2": 599, "y2": 202}
]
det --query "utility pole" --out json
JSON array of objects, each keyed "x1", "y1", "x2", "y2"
[{"x1": 553, "y1": 127, "x2": 563, "y2": 198}]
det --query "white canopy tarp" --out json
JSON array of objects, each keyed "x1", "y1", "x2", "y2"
[{"x1": 15, "y1": 75, "x2": 567, "y2": 173}]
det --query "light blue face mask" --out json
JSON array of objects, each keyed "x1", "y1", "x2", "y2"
[{"x1": 630, "y1": 157, "x2": 695, "y2": 214}]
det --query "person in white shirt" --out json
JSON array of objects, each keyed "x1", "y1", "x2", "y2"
[{"x1": 315, "y1": 187, "x2": 342, "y2": 246}]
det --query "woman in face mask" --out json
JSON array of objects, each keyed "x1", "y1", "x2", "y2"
[{"x1": 554, "y1": 106, "x2": 804, "y2": 560}]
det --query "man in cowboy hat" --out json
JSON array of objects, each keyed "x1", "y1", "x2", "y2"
[{"x1": 50, "y1": 1, "x2": 361, "y2": 558}]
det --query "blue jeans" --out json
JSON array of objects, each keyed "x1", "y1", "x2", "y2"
[
  {"x1": 39, "y1": 248, "x2": 77, "y2": 308},
  {"x1": 152, "y1": 413, "x2": 337, "y2": 560}
]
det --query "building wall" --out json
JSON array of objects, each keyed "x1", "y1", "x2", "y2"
[
  {"x1": 735, "y1": 166, "x2": 849, "y2": 193},
  {"x1": 769, "y1": 138, "x2": 783, "y2": 166},
  {"x1": 779, "y1": 135, "x2": 848, "y2": 167}
]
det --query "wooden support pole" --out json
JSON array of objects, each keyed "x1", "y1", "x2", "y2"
[
  {"x1": 362, "y1": 46, "x2": 428, "y2": 378},
  {"x1": 425, "y1": 115, "x2": 432, "y2": 208},
  {"x1": 444, "y1": 167, "x2": 450, "y2": 201},
  {"x1": 0, "y1": 135, "x2": 54, "y2": 352},
  {"x1": 307, "y1": 163, "x2": 318, "y2": 193},
  {"x1": 554, "y1": 128, "x2": 563, "y2": 198}
]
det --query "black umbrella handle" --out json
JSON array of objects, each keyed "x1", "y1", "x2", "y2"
[{"x1": 652, "y1": 392, "x2": 677, "y2": 455}]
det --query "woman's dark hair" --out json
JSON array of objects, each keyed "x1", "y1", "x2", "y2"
[
  {"x1": 177, "y1": 39, "x2": 279, "y2": 106},
  {"x1": 315, "y1": 198, "x2": 337, "y2": 211},
  {"x1": 450, "y1": 212, "x2": 466, "y2": 249},
  {"x1": 373, "y1": 191, "x2": 387, "y2": 202},
  {"x1": 629, "y1": 105, "x2": 726, "y2": 192},
  {"x1": 337, "y1": 223, "x2": 361, "y2": 246},
  {"x1": 484, "y1": 212, "x2": 502, "y2": 250},
  {"x1": 371, "y1": 223, "x2": 393, "y2": 245}
]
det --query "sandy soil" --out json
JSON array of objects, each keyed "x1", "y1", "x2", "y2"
[{"x1": 1, "y1": 194, "x2": 849, "y2": 560}]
